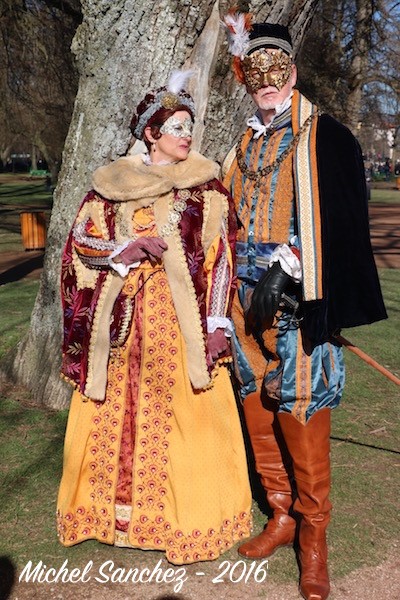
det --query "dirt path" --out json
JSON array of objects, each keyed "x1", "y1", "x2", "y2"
[{"x1": 368, "y1": 204, "x2": 400, "y2": 268}]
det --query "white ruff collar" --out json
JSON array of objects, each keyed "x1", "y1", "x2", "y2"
[
  {"x1": 247, "y1": 92, "x2": 293, "y2": 139},
  {"x1": 141, "y1": 153, "x2": 178, "y2": 166}
]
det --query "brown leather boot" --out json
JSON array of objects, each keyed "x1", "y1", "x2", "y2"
[
  {"x1": 238, "y1": 392, "x2": 296, "y2": 559},
  {"x1": 278, "y1": 408, "x2": 332, "y2": 600}
]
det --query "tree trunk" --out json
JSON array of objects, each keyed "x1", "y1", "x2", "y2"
[
  {"x1": 7, "y1": 0, "x2": 318, "y2": 409},
  {"x1": 31, "y1": 145, "x2": 38, "y2": 171},
  {"x1": 0, "y1": 144, "x2": 12, "y2": 165},
  {"x1": 345, "y1": 0, "x2": 373, "y2": 133}
]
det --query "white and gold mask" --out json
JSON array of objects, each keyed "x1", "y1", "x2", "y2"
[
  {"x1": 160, "y1": 116, "x2": 193, "y2": 138},
  {"x1": 242, "y1": 48, "x2": 292, "y2": 93}
]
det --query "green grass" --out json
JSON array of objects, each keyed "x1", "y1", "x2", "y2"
[
  {"x1": 370, "y1": 187, "x2": 400, "y2": 203},
  {"x1": 326, "y1": 269, "x2": 400, "y2": 577},
  {"x1": 0, "y1": 271, "x2": 399, "y2": 585},
  {"x1": 342, "y1": 269, "x2": 398, "y2": 377},
  {"x1": 0, "y1": 174, "x2": 52, "y2": 252},
  {"x1": 0, "y1": 279, "x2": 40, "y2": 360}
]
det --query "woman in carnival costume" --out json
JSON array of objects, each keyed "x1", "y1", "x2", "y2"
[{"x1": 57, "y1": 70, "x2": 252, "y2": 565}]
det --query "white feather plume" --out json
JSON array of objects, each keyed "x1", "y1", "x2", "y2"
[
  {"x1": 167, "y1": 69, "x2": 194, "y2": 94},
  {"x1": 223, "y1": 13, "x2": 250, "y2": 58}
]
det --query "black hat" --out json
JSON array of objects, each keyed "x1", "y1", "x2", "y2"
[{"x1": 247, "y1": 23, "x2": 293, "y2": 56}]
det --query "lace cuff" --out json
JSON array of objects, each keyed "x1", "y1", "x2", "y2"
[
  {"x1": 108, "y1": 241, "x2": 140, "y2": 277},
  {"x1": 207, "y1": 316, "x2": 233, "y2": 337},
  {"x1": 269, "y1": 243, "x2": 302, "y2": 282}
]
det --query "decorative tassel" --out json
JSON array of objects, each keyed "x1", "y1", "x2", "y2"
[
  {"x1": 167, "y1": 69, "x2": 194, "y2": 94},
  {"x1": 222, "y1": 12, "x2": 251, "y2": 59}
]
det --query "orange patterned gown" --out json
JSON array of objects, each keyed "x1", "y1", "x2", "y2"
[{"x1": 57, "y1": 155, "x2": 252, "y2": 565}]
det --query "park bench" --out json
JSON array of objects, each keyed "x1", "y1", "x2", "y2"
[{"x1": 29, "y1": 169, "x2": 50, "y2": 177}]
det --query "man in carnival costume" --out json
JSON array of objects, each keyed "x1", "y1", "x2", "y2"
[{"x1": 222, "y1": 11, "x2": 386, "y2": 600}]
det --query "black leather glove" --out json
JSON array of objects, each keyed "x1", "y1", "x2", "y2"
[{"x1": 246, "y1": 261, "x2": 291, "y2": 330}]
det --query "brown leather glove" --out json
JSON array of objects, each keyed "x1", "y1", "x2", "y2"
[
  {"x1": 206, "y1": 328, "x2": 230, "y2": 367},
  {"x1": 118, "y1": 237, "x2": 168, "y2": 266}
]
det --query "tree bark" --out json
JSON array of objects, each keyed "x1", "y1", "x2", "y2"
[
  {"x1": 7, "y1": 0, "x2": 318, "y2": 409},
  {"x1": 345, "y1": 0, "x2": 374, "y2": 133},
  {"x1": 31, "y1": 145, "x2": 38, "y2": 171}
]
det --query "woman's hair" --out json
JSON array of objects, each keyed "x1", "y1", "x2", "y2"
[{"x1": 132, "y1": 105, "x2": 194, "y2": 151}]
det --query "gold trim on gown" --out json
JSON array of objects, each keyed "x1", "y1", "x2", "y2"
[{"x1": 57, "y1": 261, "x2": 252, "y2": 564}]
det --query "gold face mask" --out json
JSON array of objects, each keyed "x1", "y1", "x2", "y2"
[{"x1": 242, "y1": 49, "x2": 293, "y2": 93}]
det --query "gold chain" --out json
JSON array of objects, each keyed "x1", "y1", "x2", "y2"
[{"x1": 236, "y1": 111, "x2": 319, "y2": 183}]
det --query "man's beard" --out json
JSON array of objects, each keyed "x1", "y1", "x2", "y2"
[{"x1": 258, "y1": 97, "x2": 280, "y2": 111}]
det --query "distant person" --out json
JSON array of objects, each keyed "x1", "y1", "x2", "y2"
[
  {"x1": 365, "y1": 159, "x2": 373, "y2": 180},
  {"x1": 57, "y1": 70, "x2": 252, "y2": 565},
  {"x1": 222, "y1": 12, "x2": 387, "y2": 600},
  {"x1": 384, "y1": 158, "x2": 391, "y2": 181}
]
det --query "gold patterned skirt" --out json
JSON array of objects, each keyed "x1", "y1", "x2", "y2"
[{"x1": 57, "y1": 267, "x2": 252, "y2": 564}]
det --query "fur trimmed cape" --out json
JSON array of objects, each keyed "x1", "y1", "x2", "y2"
[{"x1": 61, "y1": 152, "x2": 237, "y2": 400}]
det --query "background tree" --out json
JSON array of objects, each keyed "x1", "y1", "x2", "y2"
[
  {"x1": 0, "y1": 0, "x2": 81, "y2": 177},
  {"x1": 7, "y1": 0, "x2": 319, "y2": 409},
  {"x1": 297, "y1": 0, "x2": 400, "y2": 136},
  {"x1": 363, "y1": 2, "x2": 400, "y2": 164}
]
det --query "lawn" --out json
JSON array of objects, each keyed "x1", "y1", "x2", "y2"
[
  {"x1": 0, "y1": 279, "x2": 41, "y2": 360},
  {"x1": 370, "y1": 187, "x2": 400, "y2": 203}
]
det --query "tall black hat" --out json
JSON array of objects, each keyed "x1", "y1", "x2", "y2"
[{"x1": 247, "y1": 23, "x2": 293, "y2": 56}]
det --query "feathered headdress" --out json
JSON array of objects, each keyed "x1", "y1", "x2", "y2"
[
  {"x1": 222, "y1": 10, "x2": 253, "y2": 84},
  {"x1": 131, "y1": 69, "x2": 196, "y2": 139},
  {"x1": 166, "y1": 69, "x2": 194, "y2": 95},
  {"x1": 222, "y1": 12, "x2": 252, "y2": 59}
]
